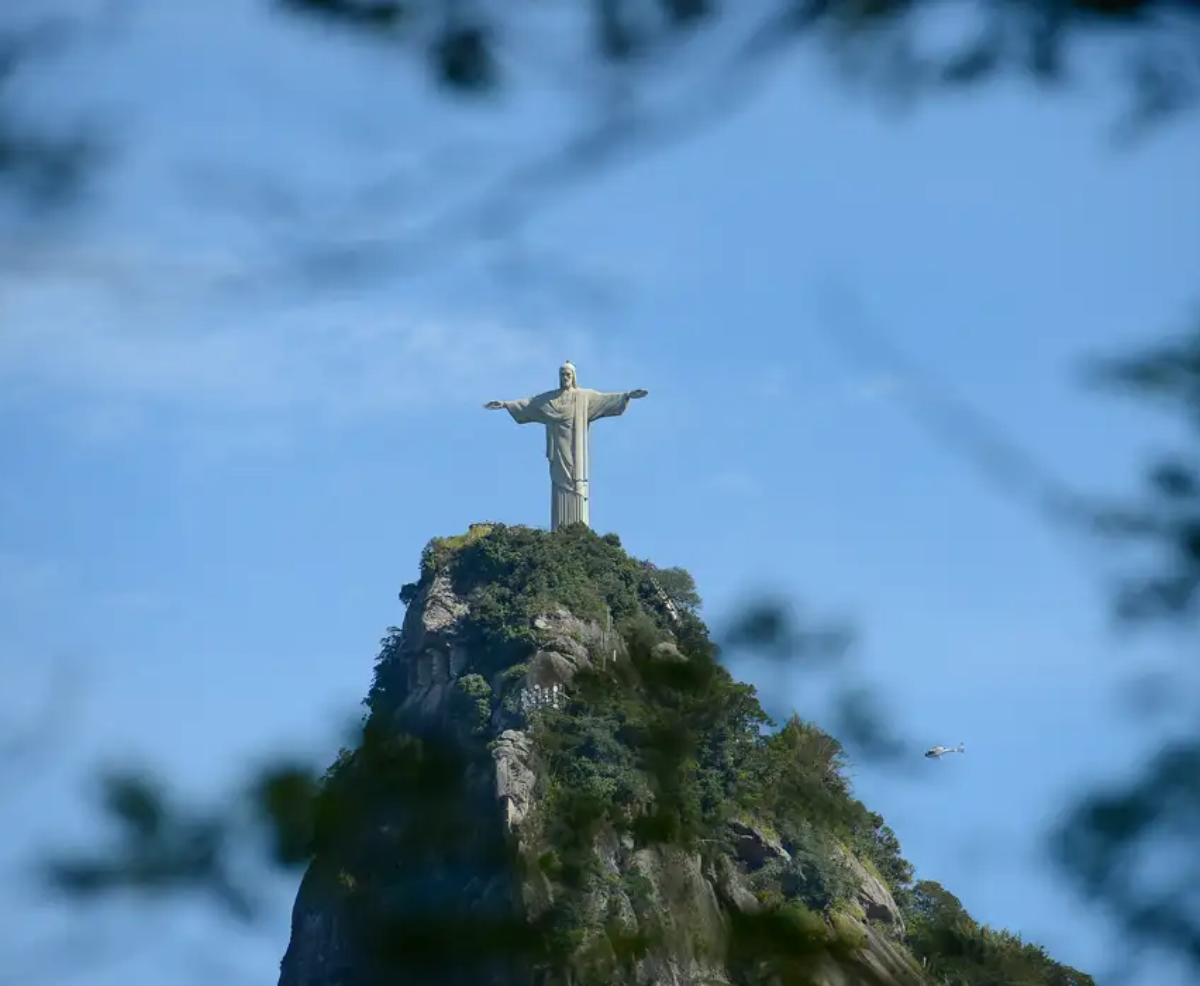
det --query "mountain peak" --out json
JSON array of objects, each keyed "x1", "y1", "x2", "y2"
[{"x1": 278, "y1": 523, "x2": 1093, "y2": 986}]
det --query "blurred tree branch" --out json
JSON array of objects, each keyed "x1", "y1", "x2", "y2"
[
  {"x1": 1085, "y1": 318, "x2": 1200, "y2": 622},
  {"x1": 1047, "y1": 318, "x2": 1200, "y2": 975},
  {"x1": 274, "y1": 0, "x2": 1200, "y2": 131},
  {"x1": 3, "y1": 0, "x2": 1199, "y2": 299},
  {"x1": 243, "y1": 0, "x2": 1200, "y2": 294},
  {"x1": 0, "y1": 10, "x2": 107, "y2": 219}
]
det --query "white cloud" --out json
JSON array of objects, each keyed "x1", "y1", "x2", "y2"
[
  {"x1": 0, "y1": 240, "x2": 254, "y2": 303},
  {"x1": 0, "y1": 280, "x2": 612, "y2": 438}
]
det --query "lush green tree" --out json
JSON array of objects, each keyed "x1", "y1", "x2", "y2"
[
  {"x1": 646, "y1": 564, "x2": 703, "y2": 615},
  {"x1": 904, "y1": 880, "x2": 1096, "y2": 986}
]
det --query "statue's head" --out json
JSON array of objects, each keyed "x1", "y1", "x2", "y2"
[{"x1": 559, "y1": 361, "x2": 577, "y2": 390}]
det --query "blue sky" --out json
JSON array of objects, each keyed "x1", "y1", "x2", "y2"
[{"x1": 2, "y1": 4, "x2": 1199, "y2": 984}]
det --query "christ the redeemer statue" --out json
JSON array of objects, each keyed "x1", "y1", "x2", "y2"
[{"x1": 484, "y1": 361, "x2": 649, "y2": 531}]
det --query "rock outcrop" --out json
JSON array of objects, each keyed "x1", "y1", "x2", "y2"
[{"x1": 277, "y1": 525, "x2": 1085, "y2": 986}]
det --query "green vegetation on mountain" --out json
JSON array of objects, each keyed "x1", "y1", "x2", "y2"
[{"x1": 311, "y1": 523, "x2": 1095, "y2": 986}]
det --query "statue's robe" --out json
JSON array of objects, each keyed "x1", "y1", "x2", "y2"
[{"x1": 502, "y1": 387, "x2": 633, "y2": 531}]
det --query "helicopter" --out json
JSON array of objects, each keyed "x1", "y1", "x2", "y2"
[{"x1": 924, "y1": 743, "x2": 965, "y2": 760}]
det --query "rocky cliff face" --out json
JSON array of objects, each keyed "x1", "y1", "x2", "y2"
[{"x1": 277, "y1": 526, "x2": 926, "y2": 986}]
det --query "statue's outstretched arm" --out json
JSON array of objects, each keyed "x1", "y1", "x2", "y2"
[
  {"x1": 588, "y1": 388, "x2": 648, "y2": 423},
  {"x1": 489, "y1": 397, "x2": 544, "y2": 425}
]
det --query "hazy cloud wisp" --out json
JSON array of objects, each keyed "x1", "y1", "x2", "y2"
[{"x1": 0, "y1": 289, "x2": 609, "y2": 433}]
